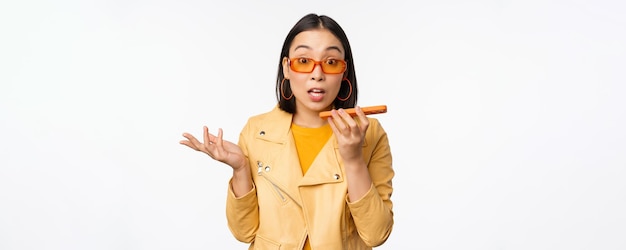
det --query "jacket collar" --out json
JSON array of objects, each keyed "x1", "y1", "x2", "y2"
[{"x1": 253, "y1": 105, "x2": 293, "y2": 144}]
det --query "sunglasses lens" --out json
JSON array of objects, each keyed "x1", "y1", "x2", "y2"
[
  {"x1": 322, "y1": 60, "x2": 346, "y2": 74},
  {"x1": 291, "y1": 58, "x2": 314, "y2": 72}
]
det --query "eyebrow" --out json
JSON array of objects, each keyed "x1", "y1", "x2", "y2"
[{"x1": 293, "y1": 45, "x2": 343, "y2": 54}]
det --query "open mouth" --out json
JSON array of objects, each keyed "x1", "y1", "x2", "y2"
[{"x1": 308, "y1": 88, "x2": 325, "y2": 96}]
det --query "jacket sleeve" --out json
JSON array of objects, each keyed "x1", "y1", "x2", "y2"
[
  {"x1": 225, "y1": 120, "x2": 260, "y2": 243},
  {"x1": 347, "y1": 119, "x2": 394, "y2": 247},
  {"x1": 225, "y1": 180, "x2": 259, "y2": 243}
]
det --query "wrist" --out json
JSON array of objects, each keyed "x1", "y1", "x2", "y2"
[
  {"x1": 232, "y1": 162, "x2": 251, "y2": 178},
  {"x1": 343, "y1": 158, "x2": 367, "y2": 172}
]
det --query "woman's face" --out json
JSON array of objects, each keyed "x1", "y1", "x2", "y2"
[{"x1": 283, "y1": 28, "x2": 345, "y2": 115}]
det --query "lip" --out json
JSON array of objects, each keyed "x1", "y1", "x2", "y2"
[{"x1": 308, "y1": 88, "x2": 325, "y2": 102}]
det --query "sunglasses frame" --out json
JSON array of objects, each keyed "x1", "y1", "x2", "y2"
[{"x1": 288, "y1": 57, "x2": 347, "y2": 74}]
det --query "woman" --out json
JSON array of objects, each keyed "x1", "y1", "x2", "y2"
[{"x1": 180, "y1": 13, "x2": 394, "y2": 249}]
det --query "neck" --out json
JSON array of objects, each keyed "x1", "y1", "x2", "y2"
[{"x1": 292, "y1": 110, "x2": 327, "y2": 128}]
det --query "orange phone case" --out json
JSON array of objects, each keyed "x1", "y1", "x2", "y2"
[{"x1": 319, "y1": 105, "x2": 387, "y2": 119}]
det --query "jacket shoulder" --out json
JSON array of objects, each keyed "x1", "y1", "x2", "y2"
[
  {"x1": 240, "y1": 106, "x2": 292, "y2": 141},
  {"x1": 246, "y1": 106, "x2": 288, "y2": 124},
  {"x1": 365, "y1": 117, "x2": 387, "y2": 136}
]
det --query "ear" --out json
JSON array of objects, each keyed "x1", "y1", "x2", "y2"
[{"x1": 282, "y1": 57, "x2": 291, "y2": 79}]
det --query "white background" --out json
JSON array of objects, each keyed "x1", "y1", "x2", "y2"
[{"x1": 1, "y1": 0, "x2": 625, "y2": 249}]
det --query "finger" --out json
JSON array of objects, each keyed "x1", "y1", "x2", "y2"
[
  {"x1": 181, "y1": 132, "x2": 194, "y2": 140},
  {"x1": 193, "y1": 138, "x2": 205, "y2": 150},
  {"x1": 209, "y1": 128, "x2": 226, "y2": 160},
  {"x1": 216, "y1": 128, "x2": 224, "y2": 147},
  {"x1": 354, "y1": 106, "x2": 366, "y2": 120},
  {"x1": 328, "y1": 116, "x2": 339, "y2": 135},
  {"x1": 353, "y1": 106, "x2": 369, "y2": 133},
  {"x1": 203, "y1": 126, "x2": 213, "y2": 147},
  {"x1": 179, "y1": 140, "x2": 196, "y2": 150},
  {"x1": 182, "y1": 133, "x2": 203, "y2": 148},
  {"x1": 337, "y1": 108, "x2": 356, "y2": 130},
  {"x1": 344, "y1": 108, "x2": 360, "y2": 127},
  {"x1": 180, "y1": 137, "x2": 202, "y2": 151},
  {"x1": 331, "y1": 109, "x2": 348, "y2": 131}
]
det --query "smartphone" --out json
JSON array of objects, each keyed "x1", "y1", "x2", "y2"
[{"x1": 319, "y1": 105, "x2": 387, "y2": 119}]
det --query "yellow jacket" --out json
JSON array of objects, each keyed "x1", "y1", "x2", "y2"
[{"x1": 226, "y1": 106, "x2": 394, "y2": 249}]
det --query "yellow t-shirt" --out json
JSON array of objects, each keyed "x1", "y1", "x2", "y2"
[
  {"x1": 291, "y1": 122, "x2": 333, "y2": 250},
  {"x1": 291, "y1": 123, "x2": 333, "y2": 174}
]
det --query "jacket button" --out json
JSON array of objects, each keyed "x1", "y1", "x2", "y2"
[
  {"x1": 334, "y1": 174, "x2": 340, "y2": 180},
  {"x1": 259, "y1": 131, "x2": 265, "y2": 136},
  {"x1": 265, "y1": 166, "x2": 271, "y2": 172}
]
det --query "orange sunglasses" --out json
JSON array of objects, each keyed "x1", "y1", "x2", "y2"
[{"x1": 288, "y1": 57, "x2": 347, "y2": 74}]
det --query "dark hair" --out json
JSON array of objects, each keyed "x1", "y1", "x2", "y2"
[{"x1": 275, "y1": 13, "x2": 358, "y2": 114}]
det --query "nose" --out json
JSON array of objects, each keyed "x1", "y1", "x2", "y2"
[{"x1": 310, "y1": 63, "x2": 325, "y2": 81}]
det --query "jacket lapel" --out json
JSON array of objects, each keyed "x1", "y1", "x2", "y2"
[
  {"x1": 299, "y1": 134, "x2": 344, "y2": 186},
  {"x1": 253, "y1": 107, "x2": 304, "y2": 205}
]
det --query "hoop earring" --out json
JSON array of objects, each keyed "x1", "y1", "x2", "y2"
[
  {"x1": 281, "y1": 78, "x2": 293, "y2": 100},
  {"x1": 337, "y1": 78, "x2": 353, "y2": 101}
]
